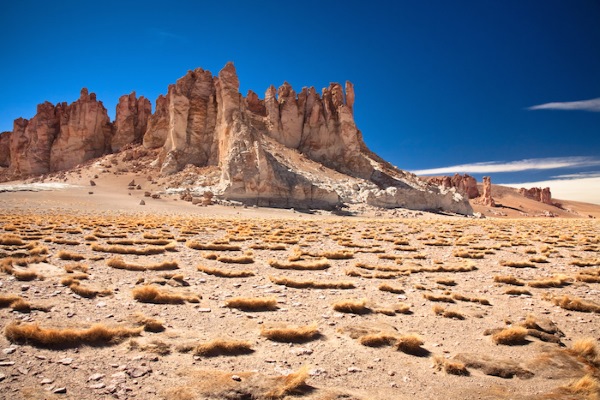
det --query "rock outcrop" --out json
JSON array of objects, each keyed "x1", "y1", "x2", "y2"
[
  {"x1": 477, "y1": 176, "x2": 496, "y2": 207},
  {"x1": 111, "y1": 92, "x2": 151, "y2": 152},
  {"x1": 427, "y1": 174, "x2": 479, "y2": 199},
  {"x1": 6, "y1": 89, "x2": 113, "y2": 176},
  {"x1": 518, "y1": 187, "x2": 552, "y2": 204},
  {"x1": 0, "y1": 132, "x2": 11, "y2": 168},
  {"x1": 1, "y1": 62, "x2": 473, "y2": 215}
]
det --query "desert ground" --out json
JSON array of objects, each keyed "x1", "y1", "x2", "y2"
[{"x1": 0, "y1": 161, "x2": 599, "y2": 400}]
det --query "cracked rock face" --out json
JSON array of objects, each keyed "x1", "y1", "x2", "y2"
[{"x1": 2, "y1": 62, "x2": 472, "y2": 214}]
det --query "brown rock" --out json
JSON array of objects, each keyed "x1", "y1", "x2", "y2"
[
  {"x1": 111, "y1": 92, "x2": 151, "y2": 152},
  {"x1": 518, "y1": 187, "x2": 552, "y2": 204},
  {"x1": 478, "y1": 176, "x2": 496, "y2": 207},
  {"x1": 0, "y1": 131, "x2": 10, "y2": 168},
  {"x1": 143, "y1": 95, "x2": 168, "y2": 149},
  {"x1": 49, "y1": 88, "x2": 113, "y2": 172},
  {"x1": 428, "y1": 174, "x2": 479, "y2": 199}
]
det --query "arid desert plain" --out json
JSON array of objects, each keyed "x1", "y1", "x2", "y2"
[{"x1": 0, "y1": 164, "x2": 598, "y2": 400}]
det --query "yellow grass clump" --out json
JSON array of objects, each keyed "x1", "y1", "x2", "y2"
[
  {"x1": 491, "y1": 326, "x2": 529, "y2": 345},
  {"x1": 493, "y1": 275, "x2": 525, "y2": 286},
  {"x1": 269, "y1": 276, "x2": 354, "y2": 289},
  {"x1": 452, "y1": 293, "x2": 490, "y2": 305},
  {"x1": 132, "y1": 285, "x2": 199, "y2": 304},
  {"x1": 216, "y1": 255, "x2": 254, "y2": 264},
  {"x1": 332, "y1": 299, "x2": 370, "y2": 314},
  {"x1": 57, "y1": 250, "x2": 86, "y2": 261},
  {"x1": 527, "y1": 274, "x2": 572, "y2": 288},
  {"x1": 505, "y1": 288, "x2": 532, "y2": 296},
  {"x1": 433, "y1": 356, "x2": 469, "y2": 376},
  {"x1": 91, "y1": 243, "x2": 165, "y2": 255},
  {"x1": 545, "y1": 294, "x2": 600, "y2": 313},
  {"x1": 396, "y1": 334, "x2": 428, "y2": 356},
  {"x1": 107, "y1": 257, "x2": 179, "y2": 271},
  {"x1": 4, "y1": 322, "x2": 141, "y2": 347},
  {"x1": 0, "y1": 234, "x2": 25, "y2": 245},
  {"x1": 197, "y1": 264, "x2": 255, "y2": 278},
  {"x1": 68, "y1": 282, "x2": 112, "y2": 298},
  {"x1": 501, "y1": 260, "x2": 536, "y2": 268},
  {"x1": 186, "y1": 241, "x2": 241, "y2": 251},
  {"x1": 359, "y1": 333, "x2": 398, "y2": 347},
  {"x1": 225, "y1": 297, "x2": 278, "y2": 311},
  {"x1": 423, "y1": 293, "x2": 455, "y2": 303},
  {"x1": 378, "y1": 283, "x2": 405, "y2": 294},
  {"x1": 194, "y1": 339, "x2": 254, "y2": 357},
  {"x1": 260, "y1": 324, "x2": 320, "y2": 343},
  {"x1": 268, "y1": 258, "x2": 330, "y2": 270},
  {"x1": 133, "y1": 313, "x2": 166, "y2": 333}
]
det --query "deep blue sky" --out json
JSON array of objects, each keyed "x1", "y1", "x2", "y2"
[{"x1": 1, "y1": 1, "x2": 599, "y2": 202}]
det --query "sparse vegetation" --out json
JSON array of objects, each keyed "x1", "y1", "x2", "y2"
[
  {"x1": 225, "y1": 297, "x2": 278, "y2": 311},
  {"x1": 194, "y1": 339, "x2": 254, "y2": 357},
  {"x1": 260, "y1": 324, "x2": 320, "y2": 343}
]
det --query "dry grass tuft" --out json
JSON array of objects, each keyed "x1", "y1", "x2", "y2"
[
  {"x1": 69, "y1": 282, "x2": 112, "y2": 298},
  {"x1": 63, "y1": 263, "x2": 88, "y2": 273},
  {"x1": 332, "y1": 299, "x2": 370, "y2": 314},
  {"x1": 217, "y1": 255, "x2": 254, "y2": 264},
  {"x1": 432, "y1": 305, "x2": 465, "y2": 320},
  {"x1": 186, "y1": 241, "x2": 241, "y2": 251},
  {"x1": 268, "y1": 258, "x2": 330, "y2": 270},
  {"x1": 569, "y1": 338, "x2": 600, "y2": 366},
  {"x1": 556, "y1": 375, "x2": 600, "y2": 399},
  {"x1": 501, "y1": 260, "x2": 536, "y2": 268},
  {"x1": 194, "y1": 339, "x2": 254, "y2": 357},
  {"x1": 57, "y1": 250, "x2": 86, "y2": 261},
  {"x1": 528, "y1": 274, "x2": 572, "y2": 288},
  {"x1": 107, "y1": 257, "x2": 178, "y2": 271},
  {"x1": 452, "y1": 293, "x2": 490, "y2": 305},
  {"x1": 132, "y1": 285, "x2": 198, "y2": 304},
  {"x1": 92, "y1": 243, "x2": 165, "y2": 255},
  {"x1": 396, "y1": 334, "x2": 428, "y2": 356},
  {"x1": 197, "y1": 264, "x2": 255, "y2": 278},
  {"x1": 491, "y1": 326, "x2": 529, "y2": 345},
  {"x1": 4, "y1": 322, "x2": 141, "y2": 347},
  {"x1": 0, "y1": 234, "x2": 25, "y2": 245},
  {"x1": 133, "y1": 313, "x2": 166, "y2": 333},
  {"x1": 493, "y1": 275, "x2": 525, "y2": 286},
  {"x1": 359, "y1": 333, "x2": 398, "y2": 347},
  {"x1": 505, "y1": 288, "x2": 532, "y2": 296},
  {"x1": 423, "y1": 293, "x2": 455, "y2": 303},
  {"x1": 225, "y1": 297, "x2": 278, "y2": 311},
  {"x1": 260, "y1": 324, "x2": 320, "y2": 343},
  {"x1": 433, "y1": 356, "x2": 469, "y2": 376},
  {"x1": 545, "y1": 294, "x2": 600, "y2": 313},
  {"x1": 378, "y1": 283, "x2": 405, "y2": 294},
  {"x1": 265, "y1": 365, "x2": 310, "y2": 399},
  {"x1": 454, "y1": 353, "x2": 533, "y2": 379},
  {"x1": 269, "y1": 276, "x2": 354, "y2": 289}
]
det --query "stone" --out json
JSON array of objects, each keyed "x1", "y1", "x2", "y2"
[
  {"x1": 111, "y1": 92, "x2": 151, "y2": 152},
  {"x1": 139, "y1": 200, "x2": 145, "y2": 206},
  {"x1": 518, "y1": 187, "x2": 552, "y2": 204},
  {"x1": 89, "y1": 180, "x2": 96, "y2": 186},
  {"x1": 477, "y1": 176, "x2": 496, "y2": 207},
  {"x1": 0, "y1": 131, "x2": 10, "y2": 168},
  {"x1": 428, "y1": 174, "x2": 479, "y2": 199}
]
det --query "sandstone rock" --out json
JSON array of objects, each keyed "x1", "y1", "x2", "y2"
[
  {"x1": 0, "y1": 131, "x2": 11, "y2": 167},
  {"x1": 143, "y1": 95, "x2": 168, "y2": 149},
  {"x1": 111, "y1": 92, "x2": 151, "y2": 152},
  {"x1": 518, "y1": 187, "x2": 552, "y2": 204},
  {"x1": 428, "y1": 174, "x2": 479, "y2": 199},
  {"x1": 478, "y1": 176, "x2": 495, "y2": 207},
  {"x1": 50, "y1": 88, "x2": 113, "y2": 172}
]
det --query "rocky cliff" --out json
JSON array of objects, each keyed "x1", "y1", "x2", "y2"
[
  {"x1": 519, "y1": 187, "x2": 552, "y2": 204},
  {"x1": 427, "y1": 174, "x2": 479, "y2": 199},
  {"x1": 0, "y1": 63, "x2": 472, "y2": 214}
]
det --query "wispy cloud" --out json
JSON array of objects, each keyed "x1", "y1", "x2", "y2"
[
  {"x1": 552, "y1": 171, "x2": 600, "y2": 180},
  {"x1": 502, "y1": 177, "x2": 600, "y2": 205},
  {"x1": 412, "y1": 156, "x2": 600, "y2": 176},
  {"x1": 527, "y1": 98, "x2": 600, "y2": 112}
]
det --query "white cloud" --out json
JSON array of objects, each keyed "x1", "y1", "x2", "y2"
[
  {"x1": 412, "y1": 156, "x2": 600, "y2": 176},
  {"x1": 552, "y1": 171, "x2": 600, "y2": 179},
  {"x1": 502, "y1": 177, "x2": 600, "y2": 205},
  {"x1": 528, "y1": 98, "x2": 600, "y2": 112}
]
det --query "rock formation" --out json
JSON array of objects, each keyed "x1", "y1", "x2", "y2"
[
  {"x1": 427, "y1": 174, "x2": 479, "y2": 199},
  {"x1": 0, "y1": 131, "x2": 10, "y2": 168},
  {"x1": 6, "y1": 89, "x2": 113, "y2": 176},
  {"x1": 0, "y1": 62, "x2": 473, "y2": 215},
  {"x1": 518, "y1": 187, "x2": 552, "y2": 204},
  {"x1": 478, "y1": 176, "x2": 496, "y2": 207},
  {"x1": 111, "y1": 92, "x2": 151, "y2": 153}
]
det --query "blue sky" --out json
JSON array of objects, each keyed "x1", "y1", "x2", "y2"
[{"x1": 1, "y1": 1, "x2": 599, "y2": 203}]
